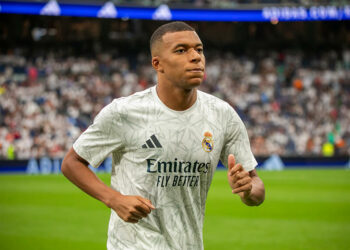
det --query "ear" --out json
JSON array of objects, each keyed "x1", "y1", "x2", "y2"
[{"x1": 152, "y1": 56, "x2": 164, "y2": 73}]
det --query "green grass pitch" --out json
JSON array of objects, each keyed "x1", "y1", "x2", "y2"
[{"x1": 1, "y1": 169, "x2": 350, "y2": 250}]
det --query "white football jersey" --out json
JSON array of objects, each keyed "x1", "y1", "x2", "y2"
[{"x1": 73, "y1": 86, "x2": 257, "y2": 250}]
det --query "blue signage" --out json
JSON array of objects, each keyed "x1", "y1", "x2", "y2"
[
  {"x1": 0, "y1": 157, "x2": 113, "y2": 174},
  {"x1": 0, "y1": 156, "x2": 348, "y2": 174},
  {"x1": 0, "y1": 1, "x2": 349, "y2": 22}
]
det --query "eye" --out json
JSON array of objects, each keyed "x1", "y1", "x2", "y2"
[
  {"x1": 175, "y1": 49, "x2": 185, "y2": 54},
  {"x1": 197, "y1": 48, "x2": 203, "y2": 53}
]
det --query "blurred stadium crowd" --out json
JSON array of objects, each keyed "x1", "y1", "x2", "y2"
[
  {"x1": 1, "y1": 48, "x2": 349, "y2": 159},
  {"x1": 0, "y1": 14, "x2": 349, "y2": 160}
]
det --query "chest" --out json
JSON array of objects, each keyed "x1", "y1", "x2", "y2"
[{"x1": 120, "y1": 108, "x2": 225, "y2": 163}]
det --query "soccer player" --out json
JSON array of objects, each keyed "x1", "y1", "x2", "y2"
[{"x1": 62, "y1": 21, "x2": 265, "y2": 250}]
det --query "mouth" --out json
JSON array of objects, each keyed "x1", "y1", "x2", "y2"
[{"x1": 186, "y1": 68, "x2": 204, "y2": 73}]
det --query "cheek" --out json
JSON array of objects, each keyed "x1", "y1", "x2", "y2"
[{"x1": 164, "y1": 61, "x2": 184, "y2": 75}]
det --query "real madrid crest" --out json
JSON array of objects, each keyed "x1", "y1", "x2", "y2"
[{"x1": 202, "y1": 131, "x2": 214, "y2": 152}]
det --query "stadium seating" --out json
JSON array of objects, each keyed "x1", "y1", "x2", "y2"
[{"x1": 1, "y1": 48, "x2": 349, "y2": 159}]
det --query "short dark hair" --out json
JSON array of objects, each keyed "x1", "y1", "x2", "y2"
[{"x1": 150, "y1": 21, "x2": 195, "y2": 55}]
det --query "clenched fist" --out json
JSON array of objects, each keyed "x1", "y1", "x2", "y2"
[{"x1": 108, "y1": 194, "x2": 155, "y2": 223}]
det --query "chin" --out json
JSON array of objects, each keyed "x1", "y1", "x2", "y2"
[
  {"x1": 187, "y1": 78, "x2": 203, "y2": 88},
  {"x1": 176, "y1": 78, "x2": 203, "y2": 91},
  {"x1": 182, "y1": 83, "x2": 201, "y2": 91}
]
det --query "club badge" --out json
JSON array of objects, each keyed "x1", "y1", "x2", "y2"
[{"x1": 202, "y1": 131, "x2": 214, "y2": 152}]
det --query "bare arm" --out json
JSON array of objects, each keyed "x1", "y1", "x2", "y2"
[
  {"x1": 61, "y1": 147, "x2": 155, "y2": 223},
  {"x1": 227, "y1": 154, "x2": 265, "y2": 206}
]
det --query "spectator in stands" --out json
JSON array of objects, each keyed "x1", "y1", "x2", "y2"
[{"x1": 0, "y1": 49, "x2": 349, "y2": 159}]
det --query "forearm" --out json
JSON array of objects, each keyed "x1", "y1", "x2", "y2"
[
  {"x1": 61, "y1": 148, "x2": 120, "y2": 208},
  {"x1": 62, "y1": 148, "x2": 155, "y2": 223},
  {"x1": 240, "y1": 176, "x2": 265, "y2": 206}
]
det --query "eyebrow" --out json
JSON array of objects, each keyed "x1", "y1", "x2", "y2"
[{"x1": 173, "y1": 43, "x2": 203, "y2": 50}]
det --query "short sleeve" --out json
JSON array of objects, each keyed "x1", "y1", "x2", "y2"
[
  {"x1": 73, "y1": 100, "x2": 124, "y2": 168},
  {"x1": 220, "y1": 105, "x2": 257, "y2": 172}
]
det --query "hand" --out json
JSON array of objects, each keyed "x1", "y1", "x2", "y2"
[
  {"x1": 108, "y1": 193, "x2": 155, "y2": 223},
  {"x1": 227, "y1": 154, "x2": 252, "y2": 198}
]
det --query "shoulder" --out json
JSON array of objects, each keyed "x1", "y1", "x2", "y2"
[
  {"x1": 109, "y1": 87, "x2": 154, "y2": 112},
  {"x1": 197, "y1": 90, "x2": 244, "y2": 131},
  {"x1": 113, "y1": 87, "x2": 153, "y2": 105},
  {"x1": 93, "y1": 87, "x2": 154, "y2": 123},
  {"x1": 197, "y1": 90, "x2": 234, "y2": 114}
]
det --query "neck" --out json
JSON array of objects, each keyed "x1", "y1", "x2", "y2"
[{"x1": 156, "y1": 82, "x2": 197, "y2": 111}]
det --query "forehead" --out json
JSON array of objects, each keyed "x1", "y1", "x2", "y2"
[{"x1": 161, "y1": 31, "x2": 202, "y2": 48}]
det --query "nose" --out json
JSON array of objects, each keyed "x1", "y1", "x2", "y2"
[{"x1": 188, "y1": 48, "x2": 201, "y2": 63}]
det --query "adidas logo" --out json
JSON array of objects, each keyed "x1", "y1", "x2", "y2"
[
  {"x1": 97, "y1": 1, "x2": 118, "y2": 18},
  {"x1": 152, "y1": 4, "x2": 172, "y2": 21},
  {"x1": 40, "y1": 0, "x2": 61, "y2": 16},
  {"x1": 142, "y1": 135, "x2": 162, "y2": 149}
]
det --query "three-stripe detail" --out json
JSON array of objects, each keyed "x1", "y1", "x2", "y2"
[{"x1": 142, "y1": 134, "x2": 162, "y2": 148}]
